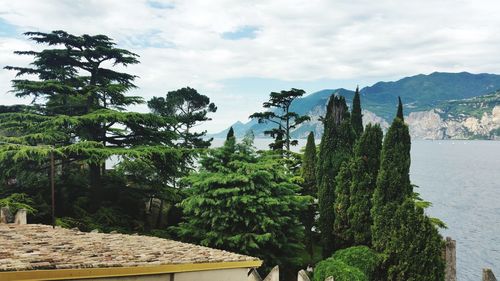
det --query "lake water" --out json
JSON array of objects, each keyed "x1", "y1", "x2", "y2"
[{"x1": 212, "y1": 138, "x2": 500, "y2": 280}]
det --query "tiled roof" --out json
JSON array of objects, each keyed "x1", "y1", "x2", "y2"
[{"x1": 0, "y1": 224, "x2": 259, "y2": 272}]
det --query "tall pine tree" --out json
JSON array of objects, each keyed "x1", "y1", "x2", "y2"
[
  {"x1": 351, "y1": 86, "x2": 363, "y2": 137},
  {"x1": 301, "y1": 131, "x2": 317, "y2": 256},
  {"x1": 317, "y1": 95, "x2": 355, "y2": 257}
]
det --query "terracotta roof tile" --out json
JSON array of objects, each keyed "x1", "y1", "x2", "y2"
[{"x1": 0, "y1": 224, "x2": 259, "y2": 272}]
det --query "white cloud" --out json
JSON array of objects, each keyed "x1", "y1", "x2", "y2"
[{"x1": 1, "y1": 0, "x2": 500, "y2": 132}]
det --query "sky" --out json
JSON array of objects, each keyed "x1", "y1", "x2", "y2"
[{"x1": 1, "y1": 0, "x2": 500, "y2": 133}]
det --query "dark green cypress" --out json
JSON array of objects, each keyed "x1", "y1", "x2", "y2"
[
  {"x1": 347, "y1": 124, "x2": 383, "y2": 246},
  {"x1": 371, "y1": 117, "x2": 411, "y2": 252},
  {"x1": 334, "y1": 124, "x2": 383, "y2": 249},
  {"x1": 386, "y1": 199, "x2": 445, "y2": 281},
  {"x1": 371, "y1": 99, "x2": 444, "y2": 280},
  {"x1": 351, "y1": 86, "x2": 363, "y2": 137},
  {"x1": 317, "y1": 95, "x2": 355, "y2": 257},
  {"x1": 301, "y1": 131, "x2": 317, "y2": 257},
  {"x1": 396, "y1": 96, "x2": 404, "y2": 121},
  {"x1": 226, "y1": 126, "x2": 235, "y2": 140}
]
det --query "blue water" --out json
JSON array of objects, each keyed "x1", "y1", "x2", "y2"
[
  {"x1": 212, "y1": 139, "x2": 500, "y2": 280},
  {"x1": 411, "y1": 140, "x2": 500, "y2": 281}
]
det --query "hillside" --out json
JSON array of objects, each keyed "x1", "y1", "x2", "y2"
[{"x1": 212, "y1": 72, "x2": 500, "y2": 140}]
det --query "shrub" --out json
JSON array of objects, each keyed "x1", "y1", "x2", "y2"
[
  {"x1": 332, "y1": 246, "x2": 381, "y2": 280},
  {"x1": 313, "y1": 258, "x2": 367, "y2": 281}
]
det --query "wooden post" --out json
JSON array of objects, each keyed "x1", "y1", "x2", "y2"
[
  {"x1": 444, "y1": 237, "x2": 456, "y2": 281},
  {"x1": 51, "y1": 149, "x2": 55, "y2": 228},
  {"x1": 483, "y1": 268, "x2": 497, "y2": 281}
]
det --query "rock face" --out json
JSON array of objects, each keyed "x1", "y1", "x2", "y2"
[{"x1": 406, "y1": 106, "x2": 500, "y2": 140}]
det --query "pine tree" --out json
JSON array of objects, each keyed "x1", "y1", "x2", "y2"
[
  {"x1": 1, "y1": 31, "x2": 182, "y2": 222},
  {"x1": 3, "y1": 30, "x2": 167, "y2": 193},
  {"x1": 301, "y1": 131, "x2": 317, "y2": 256},
  {"x1": 226, "y1": 127, "x2": 235, "y2": 140},
  {"x1": 148, "y1": 87, "x2": 217, "y2": 149},
  {"x1": 250, "y1": 88, "x2": 310, "y2": 151},
  {"x1": 175, "y1": 137, "x2": 306, "y2": 274},
  {"x1": 317, "y1": 95, "x2": 355, "y2": 257},
  {"x1": 351, "y1": 86, "x2": 363, "y2": 137}
]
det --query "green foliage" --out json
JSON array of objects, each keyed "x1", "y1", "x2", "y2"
[
  {"x1": 313, "y1": 258, "x2": 367, "y2": 281},
  {"x1": 333, "y1": 162, "x2": 352, "y2": 248},
  {"x1": 226, "y1": 126, "x2": 235, "y2": 140},
  {"x1": 332, "y1": 246, "x2": 382, "y2": 280},
  {"x1": 301, "y1": 132, "x2": 317, "y2": 256},
  {"x1": 0, "y1": 193, "x2": 36, "y2": 214},
  {"x1": 372, "y1": 117, "x2": 412, "y2": 252},
  {"x1": 250, "y1": 88, "x2": 310, "y2": 151},
  {"x1": 317, "y1": 95, "x2": 355, "y2": 256},
  {"x1": 148, "y1": 87, "x2": 217, "y2": 149},
  {"x1": 174, "y1": 137, "x2": 307, "y2": 273},
  {"x1": 351, "y1": 86, "x2": 363, "y2": 137},
  {"x1": 385, "y1": 200, "x2": 445, "y2": 281},
  {"x1": 396, "y1": 97, "x2": 404, "y2": 120},
  {"x1": 371, "y1": 101, "x2": 444, "y2": 280},
  {"x1": 347, "y1": 124, "x2": 383, "y2": 246}
]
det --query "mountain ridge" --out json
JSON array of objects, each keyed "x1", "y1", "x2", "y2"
[{"x1": 211, "y1": 72, "x2": 500, "y2": 140}]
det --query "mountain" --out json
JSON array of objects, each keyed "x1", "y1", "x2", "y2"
[
  {"x1": 211, "y1": 72, "x2": 500, "y2": 140},
  {"x1": 407, "y1": 91, "x2": 500, "y2": 139}
]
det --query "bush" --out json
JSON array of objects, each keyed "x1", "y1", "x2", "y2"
[
  {"x1": 332, "y1": 246, "x2": 381, "y2": 280},
  {"x1": 313, "y1": 258, "x2": 367, "y2": 281}
]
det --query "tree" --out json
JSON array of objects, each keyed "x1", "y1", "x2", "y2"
[
  {"x1": 396, "y1": 96, "x2": 404, "y2": 121},
  {"x1": 1, "y1": 30, "x2": 181, "y2": 230},
  {"x1": 301, "y1": 131, "x2": 317, "y2": 256},
  {"x1": 250, "y1": 88, "x2": 310, "y2": 151},
  {"x1": 148, "y1": 87, "x2": 217, "y2": 149},
  {"x1": 3, "y1": 30, "x2": 165, "y2": 192},
  {"x1": 347, "y1": 124, "x2": 383, "y2": 246},
  {"x1": 371, "y1": 100, "x2": 444, "y2": 280},
  {"x1": 386, "y1": 199, "x2": 445, "y2": 281},
  {"x1": 174, "y1": 137, "x2": 306, "y2": 274},
  {"x1": 226, "y1": 126, "x2": 235, "y2": 140},
  {"x1": 317, "y1": 95, "x2": 355, "y2": 257},
  {"x1": 351, "y1": 86, "x2": 363, "y2": 137},
  {"x1": 371, "y1": 117, "x2": 412, "y2": 252},
  {"x1": 334, "y1": 124, "x2": 383, "y2": 248}
]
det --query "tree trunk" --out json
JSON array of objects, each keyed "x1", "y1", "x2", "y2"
[{"x1": 155, "y1": 199, "x2": 164, "y2": 229}]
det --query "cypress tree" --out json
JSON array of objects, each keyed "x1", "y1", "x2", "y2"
[
  {"x1": 301, "y1": 131, "x2": 317, "y2": 256},
  {"x1": 347, "y1": 124, "x2": 383, "y2": 246},
  {"x1": 371, "y1": 117, "x2": 411, "y2": 252},
  {"x1": 334, "y1": 124, "x2": 383, "y2": 249},
  {"x1": 371, "y1": 99, "x2": 444, "y2": 280},
  {"x1": 351, "y1": 86, "x2": 363, "y2": 137},
  {"x1": 317, "y1": 95, "x2": 355, "y2": 257},
  {"x1": 226, "y1": 126, "x2": 235, "y2": 140},
  {"x1": 396, "y1": 96, "x2": 404, "y2": 121},
  {"x1": 386, "y1": 199, "x2": 445, "y2": 281}
]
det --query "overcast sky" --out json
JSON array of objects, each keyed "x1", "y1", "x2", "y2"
[{"x1": 1, "y1": 0, "x2": 500, "y2": 133}]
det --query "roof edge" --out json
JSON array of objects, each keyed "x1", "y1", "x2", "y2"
[{"x1": 0, "y1": 260, "x2": 263, "y2": 281}]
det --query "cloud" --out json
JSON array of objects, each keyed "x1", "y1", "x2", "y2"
[{"x1": 1, "y1": 0, "x2": 500, "y2": 132}]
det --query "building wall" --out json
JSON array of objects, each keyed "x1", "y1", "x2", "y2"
[{"x1": 75, "y1": 268, "x2": 249, "y2": 281}]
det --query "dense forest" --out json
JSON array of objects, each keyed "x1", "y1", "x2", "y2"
[{"x1": 0, "y1": 31, "x2": 445, "y2": 281}]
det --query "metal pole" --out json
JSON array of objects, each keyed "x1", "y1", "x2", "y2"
[{"x1": 51, "y1": 149, "x2": 55, "y2": 229}]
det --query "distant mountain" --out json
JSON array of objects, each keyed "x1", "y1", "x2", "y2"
[
  {"x1": 211, "y1": 72, "x2": 500, "y2": 140},
  {"x1": 407, "y1": 91, "x2": 500, "y2": 139}
]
